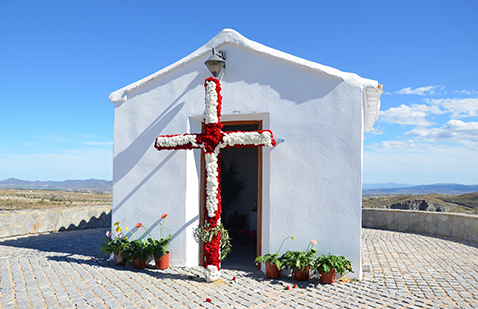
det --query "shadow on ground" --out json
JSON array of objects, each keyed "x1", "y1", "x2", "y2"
[{"x1": 0, "y1": 227, "x2": 107, "y2": 257}]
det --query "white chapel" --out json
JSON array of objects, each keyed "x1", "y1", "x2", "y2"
[{"x1": 109, "y1": 29, "x2": 382, "y2": 279}]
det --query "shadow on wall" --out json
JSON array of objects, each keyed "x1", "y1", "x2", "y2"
[
  {"x1": 134, "y1": 214, "x2": 199, "y2": 242},
  {"x1": 0, "y1": 207, "x2": 112, "y2": 239},
  {"x1": 113, "y1": 72, "x2": 206, "y2": 185},
  {"x1": 225, "y1": 51, "x2": 343, "y2": 105},
  {"x1": 59, "y1": 211, "x2": 111, "y2": 231},
  {"x1": 113, "y1": 103, "x2": 184, "y2": 185},
  {"x1": 112, "y1": 151, "x2": 175, "y2": 213}
]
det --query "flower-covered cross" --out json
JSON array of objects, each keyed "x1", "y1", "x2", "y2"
[{"x1": 154, "y1": 77, "x2": 276, "y2": 282}]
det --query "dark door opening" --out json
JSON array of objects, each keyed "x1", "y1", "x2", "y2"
[
  {"x1": 221, "y1": 123, "x2": 260, "y2": 270},
  {"x1": 199, "y1": 121, "x2": 263, "y2": 271}
]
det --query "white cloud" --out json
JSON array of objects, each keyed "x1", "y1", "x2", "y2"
[
  {"x1": 427, "y1": 97, "x2": 478, "y2": 119},
  {"x1": 365, "y1": 126, "x2": 385, "y2": 135},
  {"x1": 454, "y1": 89, "x2": 478, "y2": 96},
  {"x1": 396, "y1": 85, "x2": 444, "y2": 95},
  {"x1": 379, "y1": 104, "x2": 443, "y2": 126},
  {"x1": 405, "y1": 119, "x2": 478, "y2": 149},
  {"x1": 377, "y1": 140, "x2": 418, "y2": 149}
]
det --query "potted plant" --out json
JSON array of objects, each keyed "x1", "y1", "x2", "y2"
[
  {"x1": 99, "y1": 224, "x2": 129, "y2": 265},
  {"x1": 313, "y1": 253, "x2": 354, "y2": 284},
  {"x1": 120, "y1": 222, "x2": 156, "y2": 269},
  {"x1": 123, "y1": 218, "x2": 173, "y2": 270},
  {"x1": 254, "y1": 236, "x2": 294, "y2": 279},
  {"x1": 148, "y1": 214, "x2": 172, "y2": 269},
  {"x1": 282, "y1": 239, "x2": 317, "y2": 281}
]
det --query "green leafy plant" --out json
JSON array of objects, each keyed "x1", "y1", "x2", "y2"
[
  {"x1": 99, "y1": 224, "x2": 129, "y2": 256},
  {"x1": 121, "y1": 218, "x2": 172, "y2": 263},
  {"x1": 313, "y1": 254, "x2": 354, "y2": 276},
  {"x1": 146, "y1": 214, "x2": 171, "y2": 259},
  {"x1": 122, "y1": 238, "x2": 151, "y2": 263},
  {"x1": 193, "y1": 223, "x2": 232, "y2": 260},
  {"x1": 281, "y1": 239, "x2": 317, "y2": 272},
  {"x1": 254, "y1": 236, "x2": 294, "y2": 271}
]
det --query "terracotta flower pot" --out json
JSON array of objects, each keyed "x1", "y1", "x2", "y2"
[
  {"x1": 132, "y1": 257, "x2": 147, "y2": 269},
  {"x1": 320, "y1": 269, "x2": 336, "y2": 284},
  {"x1": 154, "y1": 251, "x2": 170, "y2": 270},
  {"x1": 265, "y1": 262, "x2": 281, "y2": 279},
  {"x1": 114, "y1": 251, "x2": 126, "y2": 266},
  {"x1": 294, "y1": 267, "x2": 309, "y2": 281}
]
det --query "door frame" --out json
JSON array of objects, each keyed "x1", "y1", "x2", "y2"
[{"x1": 199, "y1": 120, "x2": 264, "y2": 265}]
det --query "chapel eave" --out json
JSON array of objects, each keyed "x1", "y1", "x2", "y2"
[
  {"x1": 109, "y1": 29, "x2": 379, "y2": 104},
  {"x1": 363, "y1": 85, "x2": 383, "y2": 133}
]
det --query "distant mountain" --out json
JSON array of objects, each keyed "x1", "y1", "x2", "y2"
[
  {"x1": 363, "y1": 183, "x2": 478, "y2": 196},
  {"x1": 0, "y1": 178, "x2": 112, "y2": 192},
  {"x1": 363, "y1": 183, "x2": 416, "y2": 190}
]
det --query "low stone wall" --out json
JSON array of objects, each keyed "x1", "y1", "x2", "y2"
[
  {"x1": 362, "y1": 208, "x2": 478, "y2": 243},
  {"x1": 2, "y1": 206, "x2": 476, "y2": 242},
  {"x1": 0, "y1": 206, "x2": 111, "y2": 238}
]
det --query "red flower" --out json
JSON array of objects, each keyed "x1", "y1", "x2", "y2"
[
  {"x1": 135, "y1": 223, "x2": 142, "y2": 228},
  {"x1": 285, "y1": 286, "x2": 290, "y2": 290},
  {"x1": 161, "y1": 214, "x2": 168, "y2": 219},
  {"x1": 293, "y1": 284, "x2": 298, "y2": 289},
  {"x1": 205, "y1": 298, "x2": 212, "y2": 303}
]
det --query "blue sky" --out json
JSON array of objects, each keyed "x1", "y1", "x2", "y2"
[{"x1": 1, "y1": 1, "x2": 477, "y2": 185}]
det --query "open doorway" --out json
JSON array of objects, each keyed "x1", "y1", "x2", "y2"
[
  {"x1": 199, "y1": 120, "x2": 263, "y2": 271},
  {"x1": 221, "y1": 122, "x2": 261, "y2": 270}
]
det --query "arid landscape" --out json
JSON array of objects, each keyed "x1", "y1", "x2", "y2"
[
  {"x1": 0, "y1": 189, "x2": 112, "y2": 210},
  {"x1": 1, "y1": 187, "x2": 477, "y2": 214},
  {"x1": 362, "y1": 192, "x2": 478, "y2": 214}
]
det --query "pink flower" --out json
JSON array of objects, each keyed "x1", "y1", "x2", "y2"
[
  {"x1": 106, "y1": 231, "x2": 111, "y2": 237},
  {"x1": 310, "y1": 239, "x2": 317, "y2": 245}
]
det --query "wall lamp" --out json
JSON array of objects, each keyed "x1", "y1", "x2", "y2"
[{"x1": 205, "y1": 48, "x2": 226, "y2": 77}]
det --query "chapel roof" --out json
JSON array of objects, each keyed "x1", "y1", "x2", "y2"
[{"x1": 109, "y1": 29, "x2": 382, "y2": 132}]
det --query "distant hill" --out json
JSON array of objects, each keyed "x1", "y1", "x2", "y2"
[
  {"x1": 363, "y1": 183, "x2": 416, "y2": 190},
  {"x1": 363, "y1": 183, "x2": 478, "y2": 196},
  {"x1": 0, "y1": 178, "x2": 112, "y2": 192}
]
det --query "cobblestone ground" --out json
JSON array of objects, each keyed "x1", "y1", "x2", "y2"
[{"x1": 0, "y1": 228, "x2": 477, "y2": 308}]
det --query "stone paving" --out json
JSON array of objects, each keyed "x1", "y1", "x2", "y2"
[{"x1": 0, "y1": 228, "x2": 477, "y2": 308}]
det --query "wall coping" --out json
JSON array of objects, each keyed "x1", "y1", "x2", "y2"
[
  {"x1": 362, "y1": 208, "x2": 478, "y2": 243},
  {"x1": 0, "y1": 205, "x2": 112, "y2": 238},
  {"x1": 2, "y1": 206, "x2": 476, "y2": 244}
]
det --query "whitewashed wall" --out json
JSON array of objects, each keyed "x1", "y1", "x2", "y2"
[{"x1": 112, "y1": 42, "x2": 369, "y2": 279}]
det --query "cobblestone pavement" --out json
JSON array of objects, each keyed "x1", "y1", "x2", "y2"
[{"x1": 0, "y1": 228, "x2": 477, "y2": 308}]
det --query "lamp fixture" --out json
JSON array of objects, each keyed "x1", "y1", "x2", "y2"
[{"x1": 205, "y1": 48, "x2": 226, "y2": 77}]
